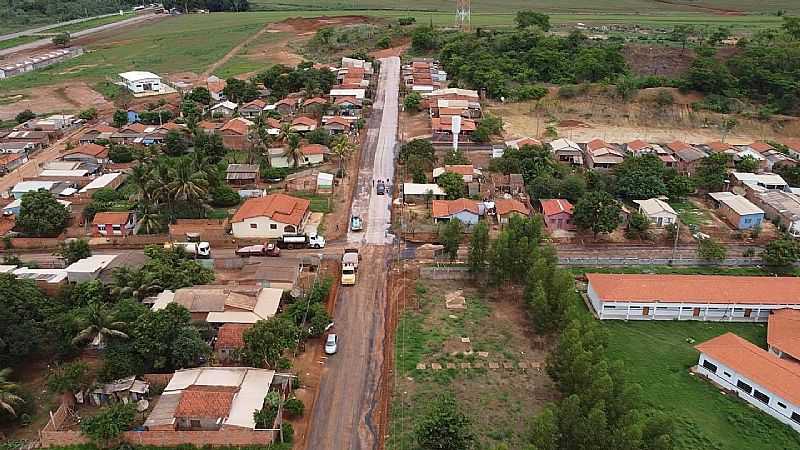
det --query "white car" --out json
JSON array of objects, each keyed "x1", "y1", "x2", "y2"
[{"x1": 324, "y1": 334, "x2": 338, "y2": 355}]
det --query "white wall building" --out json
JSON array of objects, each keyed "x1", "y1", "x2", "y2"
[
  {"x1": 587, "y1": 273, "x2": 800, "y2": 322},
  {"x1": 696, "y1": 332, "x2": 800, "y2": 433},
  {"x1": 119, "y1": 71, "x2": 163, "y2": 94},
  {"x1": 634, "y1": 198, "x2": 677, "y2": 227}
]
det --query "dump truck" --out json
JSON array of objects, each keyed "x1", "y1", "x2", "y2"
[
  {"x1": 235, "y1": 242, "x2": 281, "y2": 257},
  {"x1": 341, "y1": 248, "x2": 359, "y2": 285}
]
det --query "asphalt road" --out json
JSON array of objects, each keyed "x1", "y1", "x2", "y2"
[
  {"x1": 0, "y1": 13, "x2": 161, "y2": 57},
  {"x1": 0, "y1": 12, "x2": 125, "y2": 41},
  {"x1": 307, "y1": 56, "x2": 400, "y2": 450}
]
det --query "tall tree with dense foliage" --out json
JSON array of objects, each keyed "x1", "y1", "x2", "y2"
[
  {"x1": 403, "y1": 92, "x2": 422, "y2": 111},
  {"x1": 53, "y1": 239, "x2": 91, "y2": 265},
  {"x1": 131, "y1": 303, "x2": 209, "y2": 371},
  {"x1": 0, "y1": 275, "x2": 50, "y2": 367},
  {"x1": 439, "y1": 218, "x2": 464, "y2": 261},
  {"x1": 694, "y1": 153, "x2": 728, "y2": 191},
  {"x1": 414, "y1": 393, "x2": 474, "y2": 450},
  {"x1": 72, "y1": 303, "x2": 128, "y2": 348},
  {"x1": 467, "y1": 221, "x2": 489, "y2": 273},
  {"x1": 436, "y1": 172, "x2": 466, "y2": 199},
  {"x1": 697, "y1": 238, "x2": 727, "y2": 262},
  {"x1": 614, "y1": 154, "x2": 667, "y2": 199},
  {"x1": 16, "y1": 190, "x2": 71, "y2": 236},
  {"x1": 572, "y1": 191, "x2": 621, "y2": 236},
  {"x1": 488, "y1": 216, "x2": 544, "y2": 285},
  {"x1": 80, "y1": 403, "x2": 136, "y2": 447},
  {"x1": 110, "y1": 246, "x2": 214, "y2": 300},
  {"x1": 242, "y1": 317, "x2": 299, "y2": 369},
  {"x1": 515, "y1": 10, "x2": 551, "y2": 31},
  {"x1": 761, "y1": 238, "x2": 800, "y2": 268}
]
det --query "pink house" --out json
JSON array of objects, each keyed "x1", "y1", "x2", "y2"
[{"x1": 540, "y1": 199, "x2": 575, "y2": 230}]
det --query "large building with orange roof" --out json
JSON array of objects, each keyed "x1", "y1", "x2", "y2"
[
  {"x1": 587, "y1": 273, "x2": 800, "y2": 321},
  {"x1": 231, "y1": 193, "x2": 310, "y2": 239}
]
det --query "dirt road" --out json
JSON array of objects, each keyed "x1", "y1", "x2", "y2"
[
  {"x1": 0, "y1": 126, "x2": 87, "y2": 193},
  {"x1": 306, "y1": 56, "x2": 400, "y2": 450}
]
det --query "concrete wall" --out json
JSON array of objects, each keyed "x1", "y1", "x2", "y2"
[{"x1": 40, "y1": 429, "x2": 278, "y2": 448}]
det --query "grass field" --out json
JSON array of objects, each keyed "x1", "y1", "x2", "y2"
[
  {"x1": 0, "y1": 35, "x2": 39, "y2": 51},
  {"x1": 252, "y1": 0, "x2": 800, "y2": 14},
  {"x1": 600, "y1": 319, "x2": 800, "y2": 450}
]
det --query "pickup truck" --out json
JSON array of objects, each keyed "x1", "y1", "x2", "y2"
[
  {"x1": 236, "y1": 242, "x2": 280, "y2": 257},
  {"x1": 277, "y1": 233, "x2": 326, "y2": 249},
  {"x1": 341, "y1": 248, "x2": 360, "y2": 285}
]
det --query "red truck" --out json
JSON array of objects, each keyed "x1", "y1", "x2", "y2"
[{"x1": 235, "y1": 242, "x2": 281, "y2": 257}]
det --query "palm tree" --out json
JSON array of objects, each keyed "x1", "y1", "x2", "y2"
[
  {"x1": 0, "y1": 368, "x2": 22, "y2": 417},
  {"x1": 331, "y1": 134, "x2": 356, "y2": 176},
  {"x1": 277, "y1": 122, "x2": 293, "y2": 143},
  {"x1": 168, "y1": 160, "x2": 209, "y2": 203},
  {"x1": 284, "y1": 133, "x2": 303, "y2": 168},
  {"x1": 110, "y1": 267, "x2": 163, "y2": 300},
  {"x1": 250, "y1": 116, "x2": 274, "y2": 167},
  {"x1": 137, "y1": 201, "x2": 163, "y2": 235},
  {"x1": 72, "y1": 303, "x2": 128, "y2": 348}
]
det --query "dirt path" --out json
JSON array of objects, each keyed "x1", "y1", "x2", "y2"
[{"x1": 201, "y1": 22, "x2": 273, "y2": 79}]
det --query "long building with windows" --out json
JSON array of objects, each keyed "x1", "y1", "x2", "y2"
[
  {"x1": 586, "y1": 273, "x2": 800, "y2": 321},
  {"x1": 695, "y1": 332, "x2": 800, "y2": 433}
]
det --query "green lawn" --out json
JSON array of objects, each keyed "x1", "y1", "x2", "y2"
[
  {"x1": 600, "y1": 319, "x2": 800, "y2": 450},
  {"x1": 0, "y1": 35, "x2": 40, "y2": 51},
  {"x1": 292, "y1": 191, "x2": 333, "y2": 213},
  {"x1": 670, "y1": 199, "x2": 712, "y2": 228}
]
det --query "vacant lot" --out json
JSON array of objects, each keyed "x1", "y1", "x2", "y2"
[
  {"x1": 388, "y1": 279, "x2": 557, "y2": 449},
  {"x1": 598, "y1": 318, "x2": 800, "y2": 450}
]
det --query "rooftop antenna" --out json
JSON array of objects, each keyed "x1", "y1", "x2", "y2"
[{"x1": 456, "y1": 0, "x2": 471, "y2": 32}]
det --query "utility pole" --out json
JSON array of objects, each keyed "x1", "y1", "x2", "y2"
[
  {"x1": 671, "y1": 221, "x2": 680, "y2": 262},
  {"x1": 456, "y1": 0, "x2": 471, "y2": 32}
]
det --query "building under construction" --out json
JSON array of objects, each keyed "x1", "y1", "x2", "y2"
[{"x1": 0, "y1": 47, "x2": 83, "y2": 79}]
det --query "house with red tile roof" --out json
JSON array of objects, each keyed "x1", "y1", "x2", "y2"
[
  {"x1": 666, "y1": 141, "x2": 707, "y2": 175},
  {"x1": 92, "y1": 211, "x2": 136, "y2": 237},
  {"x1": 586, "y1": 273, "x2": 800, "y2": 321},
  {"x1": 219, "y1": 117, "x2": 253, "y2": 150},
  {"x1": 215, "y1": 324, "x2": 252, "y2": 363},
  {"x1": 62, "y1": 143, "x2": 109, "y2": 164},
  {"x1": 300, "y1": 144, "x2": 328, "y2": 165},
  {"x1": 625, "y1": 140, "x2": 677, "y2": 167},
  {"x1": 271, "y1": 97, "x2": 298, "y2": 116},
  {"x1": 540, "y1": 199, "x2": 575, "y2": 230},
  {"x1": 231, "y1": 193, "x2": 310, "y2": 239},
  {"x1": 505, "y1": 137, "x2": 542, "y2": 150},
  {"x1": 431, "y1": 198, "x2": 482, "y2": 225},
  {"x1": 495, "y1": 198, "x2": 530, "y2": 224},
  {"x1": 239, "y1": 99, "x2": 267, "y2": 119},
  {"x1": 323, "y1": 116, "x2": 353, "y2": 134},
  {"x1": 695, "y1": 332, "x2": 800, "y2": 433},
  {"x1": 584, "y1": 139, "x2": 624, "y2": 170},
  {"x1": 432, "y1": 164, "x2": 481, "y2": 183},
  {"x1": 290, "y1": 116, "x2": 317, "y2": 133}
]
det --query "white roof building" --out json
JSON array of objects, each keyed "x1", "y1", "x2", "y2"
[
  {"x1": 329, "y1": 88, "x2": 366, "y2": 100},
  {"x1": 403, "y1": 183, "x2": 446, "y2": 197},
  {"x1": 79, "y1": 172, "x2": 123, "y2": 193},
  {"x1": 10, "y1": 180, "x2": 58, "y2": 198},
  {"x1": 39, "y1": 169, "x2": 89, "y2": 178},
  {"x1": 422, "y1": 88, "x2": 479, "y2": 99},
  {"x1": 13, "y1": 267, "x2": 69, "y2": 284},
  {"x1": 634, "y1": 198, "x2": 678, "y2": 227},
  {"x1": 119, "y1": 71, "x2": 161, "y2": 83},
  {"x1": 65, "y1": 254, "x2": 118, "y2": 283},
  {"x1": 732, "y1": 172, "x2": 788, "y2": 192}
]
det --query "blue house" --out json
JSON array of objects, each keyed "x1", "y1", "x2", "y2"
[
  {"x1": 711, "y1": 193, "x2": 764, "y2": 230},
  {"x1": 127, "y1": 109, "x2": 140, "y2": 124},
  {"x1": 432, "y1": 199, "x2": 482, "y2": 226}
]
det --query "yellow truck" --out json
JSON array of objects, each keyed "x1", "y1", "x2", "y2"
[{"x1": 341, "y1": 249, "x2": 359, "y2": 285}]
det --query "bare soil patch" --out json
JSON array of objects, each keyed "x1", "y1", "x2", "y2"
[
  {"x1": 0, "y1": 82, "x2": 111, "y2": 120},
  {"x1": 623, "y1": 44, "x2": 741, "y2": 78}
]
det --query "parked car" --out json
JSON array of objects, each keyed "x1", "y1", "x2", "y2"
[
  {"x1": 376, "y1": 180, "x2": 385, "y2": 195},
  {"x1": 350, "y1": 215, "x2": 363, "y2": 231},
  {"x1": 325, "y1": 334, "x2": 338, "y2": 355}
]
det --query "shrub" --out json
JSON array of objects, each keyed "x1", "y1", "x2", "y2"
[
  {"x1": 284, "y1": 398, "x2": 304, "y2": 418},
  {"x1": 15, "y1": 109, "x2": 35, "y2": 124},
  {"x1": 557, "y1": 84, "x2": 588, "y2": 99},
  {"x1": 108, "y1": 145, "x2": 134, "y2": 164},
  {"x1": 282, "y1": 422, "x2": 294, "y2": 443},
  {"x1": 511, "y1": 84, "x2": 548, "y2": 101},
  {"x1": 210, "y1": 186, "x2": 241, "y2": 208},
  {"x1": 398, "y1": 17, "x2": 416, "y2": 25},
  {"x1": 377, "y1": 36, "x2": 391, "y2": 49},
  {"x1": 261, "y1": 166, "x2": 290, "y2": 180},
  {"x1": 80, "y1": 403, "x2": 136, "y2": 446}
]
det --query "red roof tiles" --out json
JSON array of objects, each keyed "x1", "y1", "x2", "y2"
[
  {"x1": 66, "y1": 143, "x2": 107, "y2": 158},
  {"x1": 432, "y1": 199, "x2": 480, "y2": 218},
  {"x1": 540, "y1": 199, "x2": 573, "y2": 217},
  {"x1": 175, "y1": 385, "x2": 237, "y2": 418},
  {"x1": 215, "y1": 324, "x2": 251, "y2": 349},
  {"x1": 495, "y1": 198, "x2": 529, "y2": 217},
  {"x1": 232, "y1": 194, "x2": 310, "y2": 226},
  {"x1": 92, "y1": 211, "x2": 132, "y2": 225},
  {"x1": 768, "y1": 309, "x2": 800, "y2": 360}
]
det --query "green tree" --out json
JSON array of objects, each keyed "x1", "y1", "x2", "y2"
[
  {"x1": 131, "y1": 303, "x2": 210, "y2": 371},
  {"x1": 625, "y1": 211, "x2": 651, "y2": 240},
  {"x1": 112, "y1": 110, "x2": 128, "y2": 128},
  {"x1": 784, "y1": 16, "x2": 800, "y2": 39},
  {"x1": 437, "y1": 172, "x2": 466, "y2": 199},
  {"x1": 572, "y1": 191, "x2": 621, "y2": 236},
  {"x1": 411, "y1": 25, "x2": 437, "y2": 51},
  {"x1": 52, "y1": 32, "x2": 70, "y2": 47},
  {"x1": 404, "y1": 92, "x2": 422, "y2": 112},
  {"x1": 80, "y1": 403, "x2": 136, "y2": 447},
  {"x1": 54, "y1": 239, "x2": 91, "y2": 265},
  {"x1": 697, "y1": 238, "x2": 727, "y2": 262},
  {"x1": 0, "y1": 275, "x2": 49, "y2": 367},
  {"x1": 163, "y1": 129, "x2": 188, "y2": 156},
  {"x1": 467, "y1": 221, "x2": 489, "y2": 273},
  {"x1": 186, "y1": 86, "x2": 212, "y2": 105},
  {"x1": 415, "y1": 393, "x2": 474, "y2": 450},
  {"x1": 443, "y1": 149, "x2": 470, "y2": 165},
  {"x1": 439, "y1": 218, "x2": 464, "y2": 261},
  {"x1": 79, "y1": 108, "x2": 98, "y2": 120},
  {"x1": 694, "y1": 153, "x2": 728, "y2": 191},
  {"x1": 515, "y1": 10, "x2": 550, "y2": 31},
  {"x1": 614, "y1": 154, "x2": 667, "y2": 200},
  {"x1": 72, "y1": 303, "x2": 128, "y2": 348},
  {"x1": 0, "y1": 368, "x2": 23, "y2": 417},
  {"x1": 761, "y1": 238, "x2": 800, "y2": 268},
  {"x1": 665, "y1": 173, "x2": 695, "y2": 199},
  {"x1": 47, "y1": 361, "x2": 90, "y2": 394},
  {"x1": 16, "y1": 190, "x2": 71, "y2": 236},
  {"x1": 242, "y1": 317, "x2": 299, "y2": 369},
  {"x1": 15, "y1": 109, "x2": 35, "y2": 124},
  {"x1": 735, "y1": 155, "x2": 759, "y2": 173},
  {"x1": 108, "y1": 145, "x2": 134, "y2": 163},
  {"x1": 284, "y1": 133, "x2": 303, "y2": 168}
]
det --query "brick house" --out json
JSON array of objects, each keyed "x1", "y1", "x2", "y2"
[
  {"x1": 92, "y1": 211, "x2": 136, "y2": 237},
  {"x1": 540, "y1": 199, "x2": 575, "y2": 230},
  {"x1": 219, "y1": 118, "x2": 253, "y2": 150}
]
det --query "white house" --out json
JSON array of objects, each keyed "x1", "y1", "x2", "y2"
[
  {"x1": 10, "y1": 180, "x2": 59, "y2": 199},
  {"x1": 402, "y1": 183, "x2": 447, "y2": 203},
  {"x1": 231, "y1": 193, "x2": 310, "y2": 239},
  {"x1": 587, "y1": 273, "x2": 800, "y2": 321},
  {"x1": 210, "y1": 101, "x2": 238, "y2": 117},
  {"x1": 65, "y1": 254, "x2": 118, "y2": 283},
  {"x1": 634, "y1": 198, "x2": 677, "y2": 227},
  {"x1": 119, "y1": 71, "x2": 162, "y2": 94},
  {"x1": 695, "y1": 332, "x2": 800, "y2": 433}
]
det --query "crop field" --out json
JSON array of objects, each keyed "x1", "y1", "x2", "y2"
[
  {"x1": 253, "y1": 0, "x2": 800, "y2": 14},
  {"x1": 600, "y1": 320, "x2": 800, "y2": 450}
]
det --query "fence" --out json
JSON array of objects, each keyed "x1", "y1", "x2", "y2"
[{"x1": 558, "y1": 256, "x2": 762, "y2": 267}]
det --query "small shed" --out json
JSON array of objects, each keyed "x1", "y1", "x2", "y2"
[
  {"x1": 90, "y1": 376, "x2": 149, "y2": 406},
  {"x1": 634, "y1": 198, "x2": 677, "y2": 227},
  {"x1": 540, "y1": 199, "x2": 575, "y2": 230},
  {"x1": 317, "y1": 172, "x2": 334, "y2": 193},
  {"x1": 226, "y1": 164, "x2": 259, "y2": 186}
]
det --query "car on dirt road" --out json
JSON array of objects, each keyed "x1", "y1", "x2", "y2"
[
  {"x1": 325, "y1": 334, "x2": 338, "y2": 355},
  {"x1": 350, "y1": 215, "x2": 363, "y2": 231},
  {"x1": 376, "y1": 180, "x2": 385, "y2": 195}
]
